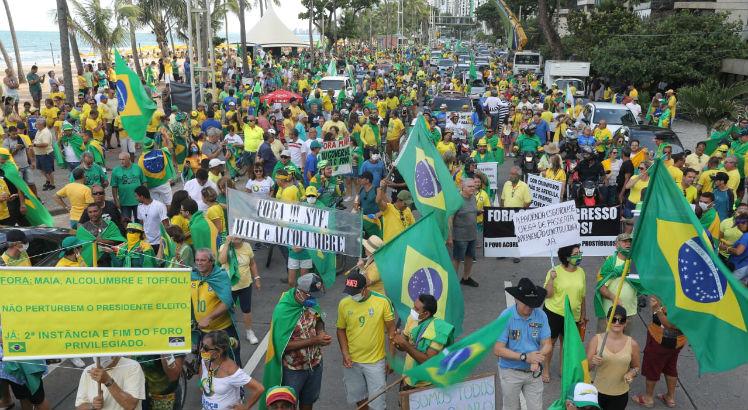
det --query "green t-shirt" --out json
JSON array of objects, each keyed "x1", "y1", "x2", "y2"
[
  {"x1": 110, "y1": 165, "x2": 146, "y2": 206},
  {"x1": 26, "y1": 72, "x2": 42, "y2": 94},
  {"x1": 70, "y1": 164, "x2": 107, "y2": 187}
]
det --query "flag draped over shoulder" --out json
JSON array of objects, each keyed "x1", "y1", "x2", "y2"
[
  {"x1": 395, "y1": 116, "x2": 463, "y2": 237},
  {"x1": 403, "y1": 312, "x2": 509, "y2": 387},
  {"x1": 373, "y1": 212, "x2": 464, "y2": 335},
  {"x1": 260, "y1": 290, "x2": 321, "y2": 410},
  {"x1": 75, "y1": 222, "x2": 126, "y2": 267},
  {"x1": 190, "y1": 211, "x2": 219, "y2": 256},
  {"x1": 138, "y1": 148, "x2": 175, "y2": 188},
  {"x1": 160, "y1": 224, "x2": 177, "y2": 268},
  {"x1": 548, "y1": 297, "x2": 591, "y2": 410},
  {"x1": 1, "y1": 162, "x2": 53, "y2": 227},
  {"x1": 311, "y1": 249, "x2": 336, "y2": 288},
  {"x1": 114, "y1": 49, "x2": 156, "y2": 142},
  {"x1": 631, "y1": 157, "x2": 748, "y2": 373}
]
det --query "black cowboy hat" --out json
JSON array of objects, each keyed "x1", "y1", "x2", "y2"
[{"x1": 505, "y1": 278, "x2": 547, "y2": 308}]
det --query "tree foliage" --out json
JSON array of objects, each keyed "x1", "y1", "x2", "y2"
[
  {"x1": 563, "y1": 6, "x2": 748, "y2": 88},
  {"x1": 476, "y1": 1, "x2": 501, "y2": 36},
  {"x1": 678, "y1": 79, "x2": 748, "y2": 136}
]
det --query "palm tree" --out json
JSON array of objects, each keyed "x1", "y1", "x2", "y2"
[
  {"x1": 68, "y1": 0, "x2": 128, "y2": 65},
  {"x1": 0, "y1": 39, "x2": 12, "y2": 72},
  {"x1": 49, "y1": 1, "x2": 84, "y2": 73},
  {"x1": 2, "y1": 0, "x2": 24, "y2": 83},
  {"x1": 238, "y1": 0, "x2": 250, "y2": 75},
  {"x1": 678, "y1": 78, "x2": 748, "y2": 137},
  {"x1": 56, "y1": 0, "x2": 75, "y2": 105},
  {"x1": 121, "y1": 0, "x2": 143, "y2": 79},
  {"x1": 537, "y1": 0, "x2": 562, "y2": 59}
]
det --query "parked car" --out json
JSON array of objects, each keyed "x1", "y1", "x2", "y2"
[
  {"x1": 317, "y1": 76, "x2": 353, "y2": 99},
  {"x1": 613, "y1": 125, "x2": 684, "y2": 155},
  {"x1": 582, "y1": 102, "x2": 638, "y2": 134},
  {"x1": 0, "y1": 226, "x2": 72, "y2": 266}
]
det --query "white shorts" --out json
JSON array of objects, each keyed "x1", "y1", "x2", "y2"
[
  {"x1": 342, "y1": 360, "x2": 386, "y2": 409},
  {"x1": 121, "y1": 137, "x2": 137, "y2": 154},
  {"x1": 149, "y1": 183, "x2": 173, "y2": 206},
  {"x1": 287, "y1": 258, "x2": 312, "y2": 270},
  {"x1": 164, "y1": 73, "x2": 174, "y2": 84}
]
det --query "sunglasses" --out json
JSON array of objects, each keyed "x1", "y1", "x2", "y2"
[
  {"x1": 126, "y1": 229, "x2": 141, "y2": 234},
  {"x1": 611, "y1": 316, "x2": 626, "y2": 324},
  {"x1": 92, "y1": 191, "x2": 105, "y2": 195},
  {"x1": 638, "y1": 167, "x2": 646, "y2": 170},
  {"x1": 200, "y1": 345, "x2": 217, "y2": 352}
]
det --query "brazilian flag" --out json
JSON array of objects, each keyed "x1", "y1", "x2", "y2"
[
  {"x1": 632, "y1": 157, "x2": 748, "y2": 373},
  {"x1": 1, "y1": 162, "x2": 53, "y2": 227},
  {"x1": 374, "y1": 212, "x2": 464, "y2": 335},
  {"x1": 138, "y1": 148, "x2": 175, "y2": 188},
  {"x1": 548, "y1": 297, "x2": 591, "y2": 410},
  {"x1": 190, "y1": 211, "x2": 219, "y2": 256},
  {"x1": 311, "y1": 248, "x2": 336, "y2": 289},
  {"x1": 404, "y1": 311, "x2": 509, "y2": 387},
  {"x1": 395, "y1": 116, "x2": 463, "y2": 237},
  {"x1": 114, "y1": 49, "x2": 156, "y2": 142},
  {"x1": 160, "y1": 224, "x2": 177, "y2": 268},
  {"x1": 75, "y1": 221, "x2": 125, "y2": 267}
]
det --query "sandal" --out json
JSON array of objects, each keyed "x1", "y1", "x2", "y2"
[
  {"x1": 632, "y1": 394, "x2": 654, "y2": 408},
  {"x1": 657, "y1": 393, "x2": 676, "y2": 408},
  {"x1": 541, "y1": 373, "x2": 550, "y2": 383}
]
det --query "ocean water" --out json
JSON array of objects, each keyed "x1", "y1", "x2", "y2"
[{"x1": 0, "y1": 30, "x2": 316, "y2": 66}]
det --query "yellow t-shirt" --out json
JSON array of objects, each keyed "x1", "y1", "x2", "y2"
[
  {"x1": 77, "y1": 75, "x2": 87, "y2": 89},
  {"x1": 720, "y1": 217, "x2": 743, "y2": 258},
  {"x1": 276, "y1": 185, "x2": 300, "y2": 203},
  {"x1": 364, "y1": 262, "x2": 384, "y2": 295},
  {"x1": 336, "y1": 292, "x2": 395, "y2": 363},
  {"x1": 682, "y1": 184, "x2": 698, "y2": 204},
  {"x1": 475, "y1": 190, "x2": 491, "y2": 224},
  {"x1": 56, "y1": 182, "x2": 93, "y2": 221},
  {"x1": 41, "y1": 106, "x2": 60, "y2": 125},
  {"x1": 191, "y1": 280, "x2": 232, "y2": 332},
  {"x1": 594, "y1": 128, "x2": 612, "y2": 153},
  {"x1": 321, "y1": 95, "x2": 333, "y2": 113},
  {"x1": 170, "y1": 214, "x2": 192, "y2": 244},
  {"x1": 56, "y1": 256, "x2": 86, "y2": 267},
  {"x1": 667, "y1": 165, "x2": 683, "y2": 186},
  {"x1": 386, "y1": 118, "x2": 404, "y2": 142},
  {"x1": 297, "y1": 78, "x2": 309, "y2": 92},
  {"x1": 85, "y1": 117, "x2": 104, "y2": 142},
  {"x1": 626, "y1": 177, "x2": 649, "y2": 204},
  {"x1": 376, "y1": 101, "x2": 387, "y2": 118},
  {"x1": 147, "y1": 113, "x2": 162, "y2": 133},
  {"x1": 206, "y1": 204, "x2": 226, "y2": 234},
  {"x1": 436, "y1": 141, "x2": 456, "y2": 156},
  {"x1": 544, "y1": 168, "x2": 567, "y2": 183},
  {"x1": 727, "y1": 168, "x2": 741, "y2": 192},
  {"x1": 0, "y1": 179, "x2": 10, "y2": 220},
  {"x1": 544, "y1": 264, "x2": 586, "y2": 320},
  {"x1": 381, "y1": 203, "x2": 414, "y2": 243},
  {"x1": 386, "y1": 97, "x2": 399, "y2": 110},
  {"x1": 501, "y1": 181, "x2": 531, "y2": 207},
  {"x1": 220, "y1": 242, "x2": 255, "y2": 290},
  {"x1": 698, "y1": 169, "x2": 718, "y2": 193}
]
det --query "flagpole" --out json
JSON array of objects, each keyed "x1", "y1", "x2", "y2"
[
  {"x1": 591, "y1": 257, "x2": 631, "y2": 382},
  {"x1": 356, "y1": 376, "x2": 405, "y2": 409}
]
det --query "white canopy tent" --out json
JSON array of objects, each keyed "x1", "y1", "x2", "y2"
[{"x1": 245, "y1": 6, "x2": 310, "y2": 48}]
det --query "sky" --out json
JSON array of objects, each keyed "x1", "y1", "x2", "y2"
[{"x1": 0, "y1": 0, "x2": 308, "y2": 33}]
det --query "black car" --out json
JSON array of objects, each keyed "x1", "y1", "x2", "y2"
[
  {"x1": 614, "y1": 125, "x2": 684, "y2": 155},
  {"x1": 0, "y1": 226, "x2": 72, "y2": 266}
]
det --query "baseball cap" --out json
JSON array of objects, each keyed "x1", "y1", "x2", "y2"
[
  {"x1": 569, "y1": 383, "x2": 601, "y2": 409},
  {"x1": 267, "y1": 128, "x2": 276, "y2": 135},
  {"x1": 208, "y1": 158, "x2": 225, "y2": 168},
  {"x1": 343, "y1": 272, "x2": 367, "y2": 296},
  {"x1": 317, "y1": 160, "x2": 329, "y2": 169},
  {"x1": 616, "y1": 233, "x2": 632, "y2": 242},
  {"x1": 310, "y1": 140, "x2": 322, "y2": 149},
  {"x1": 397, "y1": 190, "x2": 413, "y2": 206},
  {"x1": 280, "y1": 149, "x2": 291, "y2": 158},
  {"x1": 265, "y1": 386, "x2": 297, "y2": 407},
  {"x1": 297, "y1": 273, "x2": 323, "y2": 293},
  {"x1": 305, "y1": 186, "x2": 320, "y2": 197}
]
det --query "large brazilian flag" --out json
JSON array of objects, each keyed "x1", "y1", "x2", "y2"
[
  {"x1": 548, "y1": 297, "x2": 591, "y2": 410},
  {"x1": 632, "y1": 157, "x2": 748, "y2": 373},
  {"x1": 374, "y1": 212, "x2": 464, "y2": 335},
  {"x1": 404, "y1": 311, "x2": 509, "y2": 387},
  {"x1": 114, "y1": 49, "x2": 156, "y2": 142},
  {"x1": 1, "y1": 162, "x2": 53, "y2": 227},
  {"x1": 395, "y1": 116, "x2": 463, "y2": 237}
]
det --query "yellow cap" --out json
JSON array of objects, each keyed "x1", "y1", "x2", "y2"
[{"x1": 305, "y1": 186, "x2": 319, "y2": 197}]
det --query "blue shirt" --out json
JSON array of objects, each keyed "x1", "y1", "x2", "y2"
[
  {"x1": 730, "y1": 233, "x2": 748, "y2": 270},
  {"x1": 578, "y1": 134, "x2": 596, "y2": 147},
  {"x1": 533, "y1": 120, "x2": 549, "y2": 145},
  {"x1": 304, "y1": 153, "x2": 318, "y2": 185},
  {"x1": 497, "y1": 305, "x2": 551, "y2": 370},
  {"x1": 360, "y1": 160, "x2": 386, "y2": 188},
  {"x1": 295, "y1": 122, "x2": 307, "y2": 142}
]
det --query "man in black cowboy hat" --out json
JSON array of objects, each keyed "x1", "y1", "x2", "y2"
[{"x1": 494, "y1": 277, "x2": 552, "y2": 410}]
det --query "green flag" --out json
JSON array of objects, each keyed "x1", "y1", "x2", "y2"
[
  {"x1": 190, "y1": 211, "x2": 219, "y2": 256},
  {"x1": 114, "y1": 49, "x2": 156, "y2": 142},
  {"x1": 469, "y1": 53, "x2": 477, "y2": 81},
  {"x1": 260, "y1": 290, "x2": 321, "y2": 410},
  {"x1": 75, "y1": 221, "x2": 126, "y2": 267},
  {"x1": 310, "y1": 248, "x2": 336, "y2": 289},
  {"x1": 373, "y1": 212, "x2": 464, "y2": 335},
  {"x1": 548, "y1": 297, "x2": 591, "y2": 410},
  {"x1": 631, "y1": 157, "x2": 748, "y2": 373},
  {"x1": 1, "y1": 162, "x2": 53, "y2": 227},
  {"x1": 326, "y1": 60, "x2": 337, "y2": 76},
  {"x1": 160, "y1": 224, "x2": 177, "y2": 268},
  {"x1": 395, "y1": 116, "x2": 463, "y2": 237},
  {"x1": 403, "y1": 311, "x2": 509, "y2": 387}
]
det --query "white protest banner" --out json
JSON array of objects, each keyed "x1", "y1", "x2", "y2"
[
  {"x1": 399, "y1": 373, "x2": 495, "y2": 410},
  {"x1": 527, "y1": 173, "x2": 563, "y2": 207},
  {"x1": 476, "y1": 162, "x2": 498, "y2": 190},
  {"x1": 227, "y1": 189, "x2": 362, "y2": 256},
  {"x1": 512, "y1": 201, "x2": 581, "y2": 257},
  {"x1": 318, "y1": 137, "x2": 352, "y2": 176}
]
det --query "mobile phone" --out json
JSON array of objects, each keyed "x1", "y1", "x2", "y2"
[{"x1": 166, "y1": 354, "x2": 176, "y2": 367}]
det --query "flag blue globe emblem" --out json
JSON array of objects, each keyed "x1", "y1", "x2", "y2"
[
  {"x1": 678, "y1": 237, "x2": 727, "y2": 303},
  {"x1": 407, "y1": 267, "x2": 444, "y2": 302},
  {"x1": 143, "y1": 150, "x2": 166, "y2": 174},
  {"x1": 437, "y1": 346, "x2": 471, "y2": 375},
  {"x1": 115, "y1": 80, "x2": 128, "y2": 112}
]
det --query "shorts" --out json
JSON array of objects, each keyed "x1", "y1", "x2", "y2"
[
  {"x1": 282, "y1": 363, "x2": 323, "y2": 406},
  {"x1": 342, "y1": 360, "x2": 386, "y2": 409},
  {"x1": 149, "y1": 183, "x2": 173, "y2": 205},
  {"x1": 164, "y1": 73, "x2": 174, "y2": 84},
  {"x1": 641, "y1": 332, "x2": 682, "y2": 381},
  {"x1": 30, "y1": 91, "x2": 41, "y2": 101},
  {"x1": 543, "y1": 307, "x2": 565, "y2": 340},
  {"x1": 232, "y1": 285, "x2": 253, "y2": 314},
  {"x1": 4, "y1": 89, "x2": 19, "y2": 103},
  {"x1": 8, "y1": 380, "x2": 45, "y2": 405},
  {"x1": 598, "y1": 392, "x2": 628, "y2": 410},
  {"x1": 288, "y1": 257, "x2": 313, "y2": 270},
  {"x1": 35, "y1": 154, "x2": 54, "y2": 173},
  {"x1": 122, "y1": 137, "x2": 137, "y2": 154},
  {"x1": 452, "y1": 239, "x2": 476, "y2": 261}
]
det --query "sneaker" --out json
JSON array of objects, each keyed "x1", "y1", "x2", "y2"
[
  {"x1": 246, "y1": 329, "x2": 259, "y2": 344},
  {"x1": 464, "y1": 277, "x2": 479, "y2": 287},
  {"x1": 71, "y1": 357, "x2": 86, "y2": 368},
  {"x1": 459, "y1": 279, "x2": 467, "y2": 286}
]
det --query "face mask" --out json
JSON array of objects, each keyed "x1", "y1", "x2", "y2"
[
  {"x1": 307, "y1": 197, "x2": 317, "y2": 204},
  {"x1": 699, "y1": 201, "x2": 709, "y2": 211},
  {"x1": 616, "y1": 245, "x2": 631, "y2": 257},
  {"x1": 350, "y1": 293, "x2": 364, "y2": 302},
  {"x1": 200, "y1": 351, "x2": 213, "y2": 362},
  {"x1": 99, "y1": 356, "x2": 115, "y2": 368},
  {"x1": 510, "y1": 176, "x2": 520, "y2": 183},
  {"x1": 126, "y1": 233, "x2": 140, "y2": 248},
  {"x1": 302, "y1": 296, "x2": 317, "y2": 308},
  {"x1": 19, "y1": 243, "x2": 28, "y2": 252},
  {"x1": 410, "y1": 309, "x2": 421, "y2": 322},
  {"x1": 569, "y1": 255, "x2": 582, "y2": 266},
  {"x1": 191, "y1": 148, "x2": 199, "y2": 153}
]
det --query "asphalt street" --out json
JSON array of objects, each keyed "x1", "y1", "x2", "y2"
[{"x1": 38, "y1": 119, "x2": 748, "y2": 409}]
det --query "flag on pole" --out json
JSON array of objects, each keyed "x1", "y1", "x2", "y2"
[
  {"x1": 114, "y1": 49, "x2": 156, "y2": 142},
  {"x1": 548, "y1": 296, "x2": 591, "y2": 409},
  {"x1": 373, "y1": 212, "x2": 465, "y2": 335},
  {"x1": 565, "y1": 84, "x2": 575, "y2": 109},
  {"x1": 402, "y1": 312, "x2": 509, "y2": 387},
  {"x1": 468, "y1": 53, "x2": 477, "y2": 82},
  {"x1": 326, "y1": 60, "x2": 337, "y2": 76},
  {"x1": 1, "y1": 162, "x2": 53, "y2": 227},
  {"x1": 631, "y1": 157, "x2": 748, "y2": 373}
]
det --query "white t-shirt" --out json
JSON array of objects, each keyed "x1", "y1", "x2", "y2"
[
  {"x1": 75, "y1": 358, "x2": 146, "y2": 410},
  {"x1": 200, "y1": 361, "x2": 251, "y2": 410},
  {"x1": 136, "y1": 199, "x2": 168, "y2": 245},
  {"x1": 483, "y1": 96, "x2": 500, "y2": 114},
  {"x1": 184, "y1": 178, "x2": 218, "y2": 211},
  {"x1": 224, "y1": 133, "x2": 243, "y2": 147},
  {"x1": 287, "y1": 140, "x2": 305, "y2": 168},
  {"x1": 63, "y1": 143, "x2": 80, "y2": 162},
  {"x1": 245, "y1": 176, "x2": 274, "y2": 196}
]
